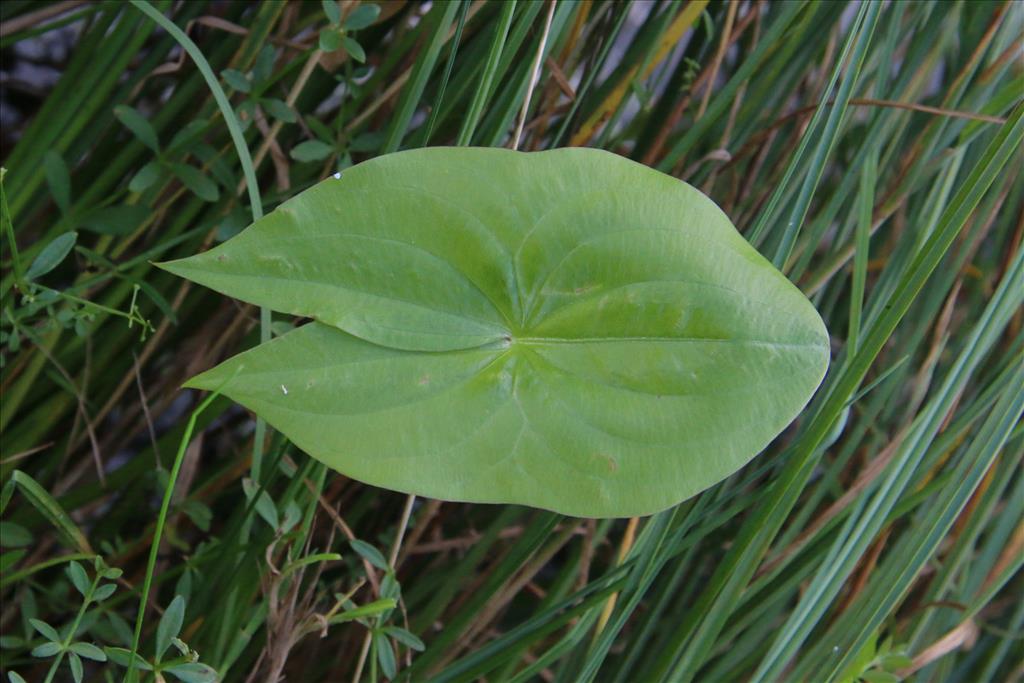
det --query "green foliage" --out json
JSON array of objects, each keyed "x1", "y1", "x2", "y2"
[
  {"x1": 0, "y1": 1, "x2": 1020, "y2": 681},
  {"x1": 163, "y1": 147, "x2": 829, "y2": 516},
  {"x1": 14, "y1": 557, "x2": 115, "y2": 683},
  {"x1": 115, "y1": 103, "x2": 222, "y2": 203},
  {"x1": 318, "y1": 1, "x2": 378, "y2": 63}
]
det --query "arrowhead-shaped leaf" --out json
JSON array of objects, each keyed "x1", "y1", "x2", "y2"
[{"x1": 161, "y1": 148, "x2": 829, "y2": 517}]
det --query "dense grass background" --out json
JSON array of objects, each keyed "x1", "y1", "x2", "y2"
[{"x1": 1, "y1": 1, "x2": 1021, "y2": 681}]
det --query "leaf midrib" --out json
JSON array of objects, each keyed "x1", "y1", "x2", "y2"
[{"x1": 513, "y1": 337, "x2": 826, "y2": 349}]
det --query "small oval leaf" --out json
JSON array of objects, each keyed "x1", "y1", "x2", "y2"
[
  {"x1": 169, "y1": 164, "x2": 219, "y2": 202},
  {"x1": 43, "y1": 151, "x2": 71, "y2": 215},
  {"x1": 322, "y1": 0, "x2": 342, "y2": 25},
  {"x1": 220, "y1": 69, "x2": 251, "y2": 94},
  {"x1": 66, "y1": 561, "x2": 90, "y2": 598},
  {"x1": 165, "y1": 662, "x2": 219, "y2": 683},
  {"x1": 26, "y1": 232, "x2": 77, "y2": 281},
  {"x1": 31, "y1": 642, "x2": 62, "y2": 658},
  {"x1": 92, "y1": 583, "x2": 117, "y2": 601},
  {"x1": 69, "y1": 642, "x2": 107, "y2": 661},
  {"x1": 114, "y1": 105, "x2": 160, "y2": 152},
  {"x1": 104, "y1": 647, "x2": 152, "y2": 670},
  {"x1": 341, "y1": 36, "x2": 366, "y2": 63},
  {"x1": 156, "y1": 595, "x2": 185, "y2": 661},
  {"x1": 128, "y1": 162, "x2": 162, "y2": 193},
  {"x1": 29, "y1": 618, "x2": 61, "y2": 643},
  {"x1": 290, "y1": 140, "x2": 335, "y2": 163},
  {"x1": 262, "y1": 98, "x2": 297, "y2": 124},
  {"x1": 383, "y1": 625, "x2": 425, "y2": 651},
  {"x1": 68, "y1": 651, "x2": 83, "y2": 683},
  {"x1": 343, "y1": 4, "x2": 381, "y2": 30},
  {"x1": 375, "y1": 631, "x2": 397, "y2": 679},
  {"x1": 319, "y1": 27, "x2": 342, "y2": 52},
  {"x1": 350, "y1": 539, "x2": 390, "y2": 571},
  {"x1": 163, "y1": 148, "x2": 830, "y2": 517}
]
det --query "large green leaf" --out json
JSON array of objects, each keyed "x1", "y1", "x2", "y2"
[{"x1": 160, "y1": 148, "x2": 829, "y2": 517}]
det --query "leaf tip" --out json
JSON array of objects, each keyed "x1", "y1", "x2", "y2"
[
  {"x1": 154, "y1": 256, "x2": 205, "y2": 281},
  {"x1": 181, "y1": 373, "x2": 212, "y2": 392}
]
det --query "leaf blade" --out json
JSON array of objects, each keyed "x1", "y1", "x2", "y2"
[
  {"x1": 114, "y1": 105, "x2": 160, "y2": 152},
  {"x1": 26, "y1": 232, "x2": 77, "y2": 281},
  {"x1": 171, "y1": 148, "x2": 830, "y2": 517}
]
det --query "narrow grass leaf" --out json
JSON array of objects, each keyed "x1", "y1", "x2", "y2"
[
  {"x1": 11, "y1": 471, "x2": 91, "y2": 553},
  {"x1": 327, "y1": 598, "x2": 397, "y2": 623},
  {"x1": 381, "y1": 0, "x2": 460, "y2": 153},
  {"x1": 455, "y1": 1, "x2": 516, "y2": 146}
]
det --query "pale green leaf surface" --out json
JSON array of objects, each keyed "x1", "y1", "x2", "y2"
[
  {"x1": 319, "y1": 28, "x2": 341, "y2": 52},
  {"x1": 67, "y1": 560, "x2": 90, "y2": 597},
  {"x1": 31, "y1": 641, "x2": 61, "y2": 658},
  {"x1": 167, "y1": 148, "x2": 829, "y2": 517},
  {"x1": 169, "y1": 164, "x2": 219, "y2": 202},
  {"x1": 344, "y1": 4, "x2": 380, "y2": 30},
  {"x1": 342, "y1": 36, "x2": 366, "y2": 63},
  {"x1": 351, "y1": 539, "x2": 389, "y2": 570},
  {"x1": 128, "y1": 162, "x2": 162, "y2": 193},
  {"x1": 156, "y1": 595, "x2": 185, "y2": 660},
  {"x1": 290, "y1": 140, "x2": 335, "y2": 163},
  {"x1": 220, "y1": 69, "x2": 251, "y2": 94},
  {"x1": 113, "y1": 105, "x2": 160, "y2": 152},
  {"x1": 376, "y1": 631, "x2": 397, "y2": 679},
  {"x1": 322, "y1": 0, "x2": 341, "y2": 25},
  {"x1": 68, "y1": 642, "x2": 107, "y2": 662},
  {"x1": 165, "y1": 662, "x2": 218, "y2": 683},
  {"x1": 30, "y1": 618, "x2": 60, "y2": 643},
  {"x1": 69, "y1": 651, "x2": 83, "y2": 683},
  {"x1": 92, "y1": 583, "x2": 117, "y2": 601},
  {"x1": 43, "y1": 151, "x2": 71, "y2": 215},
  {"x1": 26, "y1": 232, "x2": 77, "y2": 281}
]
